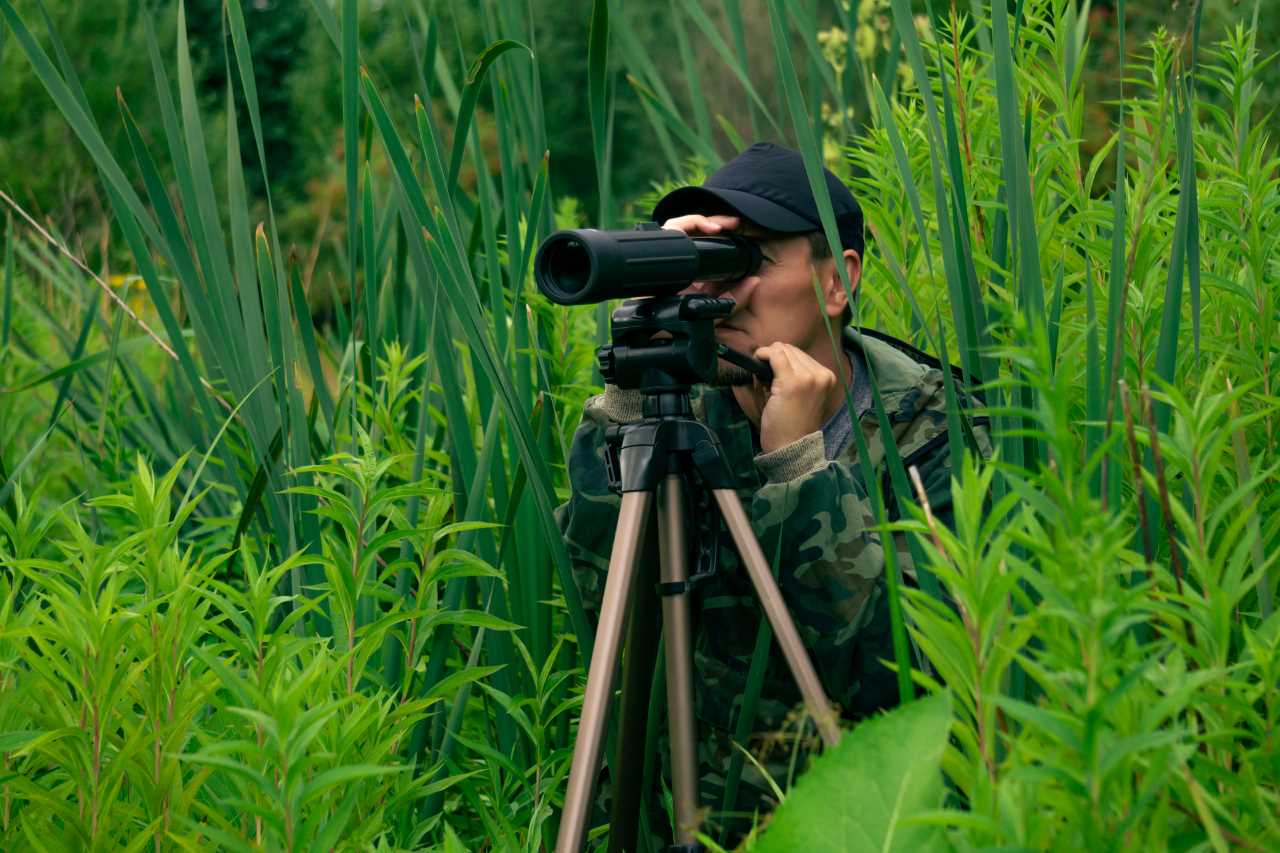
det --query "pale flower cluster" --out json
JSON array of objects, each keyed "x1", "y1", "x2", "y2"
[
  {"x1": 815, "y1": 5, "x2": 939, "y2": 109},
  {"x1": 856, "y1": 0, "x2": 893, "y2": 60},
  {"x1": 817, "y1": 26, "x2": 850, "y2": 74},
  {"x1": 844, "y1": 1, "x2": 936, "y2": 62}
]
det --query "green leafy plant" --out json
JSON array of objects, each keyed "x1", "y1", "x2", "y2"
[{"x1": 1, "y1": 0, "x2": 1276, "y2": 849}]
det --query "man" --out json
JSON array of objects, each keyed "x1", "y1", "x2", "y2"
[{"x1": 555, "y1": 142, "x2": 987, "y2": 841}]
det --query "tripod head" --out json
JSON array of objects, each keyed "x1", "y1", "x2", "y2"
[{"x1": 596, "y1": 294, "x2": 773, "y2": 400}]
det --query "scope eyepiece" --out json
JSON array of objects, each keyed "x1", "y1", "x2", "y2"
[{"x1": 533, "y1": 224, "x2": 762, "y2": 306}]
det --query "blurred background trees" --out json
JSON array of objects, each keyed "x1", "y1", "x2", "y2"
[{"x1": 1, "y1": 1, "x2": 1272, "y2": 292}]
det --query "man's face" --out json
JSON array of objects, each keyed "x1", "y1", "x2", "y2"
[{"x1": 683, "y1": 223, "x2": 836, "y2": 386}]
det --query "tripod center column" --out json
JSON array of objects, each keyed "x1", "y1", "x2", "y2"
[{"x1": 657, "y1": 474, "x2": 701, "y2": 845}]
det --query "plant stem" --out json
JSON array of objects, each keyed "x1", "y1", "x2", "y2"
[{"x1": 1120, "y1": 382, "x2": 1154, "y2": 577}]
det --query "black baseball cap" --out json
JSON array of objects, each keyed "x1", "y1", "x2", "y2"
[{"x1": 651, "y1": 141, "x2": 864, "y2": 257}]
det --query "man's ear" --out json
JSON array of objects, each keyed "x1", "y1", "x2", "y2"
[{"x1": 823, "y1": 249, "x2": 861, "y2": 319}]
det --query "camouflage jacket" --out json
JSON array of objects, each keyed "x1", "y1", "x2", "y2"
[{"x1": 555, "y1": 327, "x2": 988, "y2": 812}]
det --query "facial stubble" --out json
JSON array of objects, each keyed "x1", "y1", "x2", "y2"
[{"x1": 711, "y1": 358, "x2": 757, "y2": 387}]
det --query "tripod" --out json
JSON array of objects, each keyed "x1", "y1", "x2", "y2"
[{"x1": 555, "y1": 296, "x2": 842, "y2": 852}]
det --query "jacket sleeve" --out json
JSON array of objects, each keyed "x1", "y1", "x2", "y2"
[{"x1": 745, "y1": 431, "x2": 901, "y2": 717}]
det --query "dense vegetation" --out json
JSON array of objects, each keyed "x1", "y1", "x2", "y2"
[{"x1": 0, "y1": 0, "x2": 1275, "y2": 850}]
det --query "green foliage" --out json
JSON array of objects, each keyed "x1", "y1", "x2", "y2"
[
  {"x1": 627, "y1": 0, "x2": 1277, "y2": 847},
  {"x1": 0, "y1": 444, "x2": 517, "y2": 847},
  {"x1": 746, "y1": 692, "x2": 951, "y2": 851},
  {"x1": 891, "y1": 365, "x2": 1280, "y2": 848},
  {"x1": 0, "y1": 1, "x2": 174, "y2": 243},
  {"x1": 0, "y1": 0, "x2": 1276, "y2": 850}
]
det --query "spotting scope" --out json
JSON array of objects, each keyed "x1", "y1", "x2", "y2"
[{"x1": 533, "y1": 223, "x2": 762, "y2": 306}]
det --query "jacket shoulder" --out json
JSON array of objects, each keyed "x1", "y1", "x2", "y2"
[{"x1": 844, "y1": 327, "x2": 989, "y2": 467}]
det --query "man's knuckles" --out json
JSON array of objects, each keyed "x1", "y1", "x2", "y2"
[{"x1": 661, "y1": 213, "x2": 739, "y2": 234}]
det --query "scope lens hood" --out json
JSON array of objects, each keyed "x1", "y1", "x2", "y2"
[{"x1": 535, "y1": 231, "x2": 594, "y2": 304}]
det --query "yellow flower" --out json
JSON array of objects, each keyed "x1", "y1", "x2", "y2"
[
  {"x1": 818, "y1": 27, "x2": 849, "y2": 73},
  {"x1": 854, "y1": 26, "x2": 877, "y2": 60},
  {"x1": 857, "y1": 0, "x2": 889, "y2": 23},
  {"x1": 823, "y1": 136, "x2": 843, "y2": 172},
  {"x1": 914, "y1": 13, "x2": 934, "y2": 44}
]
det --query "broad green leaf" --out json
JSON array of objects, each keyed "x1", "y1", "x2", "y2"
[{"x1": 754, "y1": 692, "x2": 952, "y2": 852}]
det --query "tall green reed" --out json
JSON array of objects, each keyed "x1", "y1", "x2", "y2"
[
  {"x1": 1, "y1": 0, "x2": 1276, "y2": 848},
  {"x1": 1, "y1": 0, "x2": 597, "y2": 846}
]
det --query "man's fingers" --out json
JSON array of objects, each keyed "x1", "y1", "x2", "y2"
[
  {"x1": 754, "y1": 343, "x2": 798, "y2": 373},
  {"x1": 755, "y1": 343, "x2": 835, "y2": 391},
  {"x1": 660, "y1": 213, "x2": 741, "y2": 235}
]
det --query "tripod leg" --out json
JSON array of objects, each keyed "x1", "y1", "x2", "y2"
[
  {"x1": 558, "y1": 491, "x2": 654, "y2": 853},
  {"x1": 608, "y1": 530, "x2": 660, "y2": 853},
  {"x1": 711, "y1": 489, "x2": 842, "y2": 748},
  {"x1": 656, "y1": 475, "x2": 700, "y2": 845}
]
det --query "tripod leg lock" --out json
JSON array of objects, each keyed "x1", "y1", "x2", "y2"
[
  {"x1": 656, "y1": 580, "x2": 694, "y2": 596},
  {"x1": 604, "y1": 425, "x2": 624, "y2": 493}
]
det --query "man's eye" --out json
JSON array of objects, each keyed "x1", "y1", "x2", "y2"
[{"x1": 760, "y1": 253, "x2": 777, "y2": 265}]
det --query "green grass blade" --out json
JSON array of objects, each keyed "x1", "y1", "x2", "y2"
[
  {"x1": 1086, "y1": 259, "x2": 1103, "y2": 498},
  {"x1": 1152, "y1": 81, "x2": 1195, "y2": 436},
  {"x1": 224, "y1": 0, "x2": 273, "y2": 197},
  {"x1": 2, "y1": 335, "x2": 152, "y2": 394},
  {"x1": 588, "y1": 0, "x2": 612, "y2": 224},
  {"x1": 936, "y1": 313, "x2": 967, "y2": 475},
  {"x1": 928, "y1": 26, "x2": 992, "y2": 385},
  {"x1": 0, "y1": 0, "x2": 159, "y2": 246},
  {"x1": 30, "y1": 0, "x2": 92, "y2": 116},
  {"x1": 361, "y1": 165, "x2": 379, "y2": 383},
  {"x1": 115, "y1": 95, "x2": 225, "y2": 388},
  {"x1": 174, "y1": 2, "x2": 246, "y2": 395},
  {"x1": 446, "y1": 40, "x2": 533, "y2": 191},
  {"x1": 865, "y1": 220, "x2": 934, "y2": 353},
  {"x1": 765, "y1": 0, "x2": 915, "y2": 702},
  {"x1": 988, "y1": 0, "x2": 1045, "y2": 328},
  {"x1": 886, "y1": 0, "x2": 988, "y2": 387},
  {"x1": 0, "y1": 401, "x2": 68, "y2": 507},
  {"x1": 870, "y1": 82, "x2": 940, "y2": 353},
  {"x1": 288, "y1": 259, "x2": 335, "y2": 429},
  {"x1": 223, "y1": 75, "x2": 272, "y2": 418},
  {"x1": 223, "y1": 0, "x2": 290, "y2": 302},
  {"x1": 624, "y1": 74, "x2": 721, "y2": 168},
  {"x1": 1, "y1": 213, "x2": 11, "y2": 350},
  {"x1": 679, "y1": 0, "x2": 780, "y2": 136},
  {"x1": 305, "y1": 0, "x2": 339, "y2": 47},
  {"x1": 607, "y1": 1, "x2": 682, "y2": 126},
  {"x1": 1103, "y1": 0, "x2": 1128, "y2": 509},
  {"x1": 100, "y1": 179, "x2": 225, "y2": 452},
  {"x1": 607, "y1": 9, "x2": 682, "y2": 173},
  {"x1": 669, "y1": 0, "x2": 711, "y2": 144},
  {"x1": 1048, "y1": 262, "x2": 1065, "y2": 366},
  {"x1": 784, "y1": 1, "x2": 838, "y2": 101},
  {"x1": 361, "y1": 86, "x2": 587, "y2": 650},
  {"x1": 326, "y1": 0, "x2": 356, "y2": 435}
]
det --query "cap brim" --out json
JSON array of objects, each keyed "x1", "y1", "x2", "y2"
[{"x1": 651, "y1": 186, "x2": 815, "y2": 233}]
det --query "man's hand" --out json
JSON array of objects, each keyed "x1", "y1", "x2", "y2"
[
  {"x1": 660, "y1": 213, "x2": 741, "y2": 238},
  {"x1": 737, "y1": 343, "x2": 837, "y2": 454}
]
